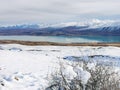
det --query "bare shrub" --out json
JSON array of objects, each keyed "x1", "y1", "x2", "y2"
[{"x1": 46, "y1": 60, "x2": 120, "y2": 90}]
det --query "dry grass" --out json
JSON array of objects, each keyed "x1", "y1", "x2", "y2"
[{"x1": 0, "y1": 40, "x2": 120, "y2": 46}]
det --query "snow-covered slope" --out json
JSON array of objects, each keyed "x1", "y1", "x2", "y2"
[
  {"x1": 44, "y1": 19, "x2": 120, "y2": 28},
  {"x1": 44, "y1": 19, "x2": 120, "y2": 33},
  {"x1": 0, "y1": 19, "x2": 120, "y2": 29},
  {"x1": 0, "y1": 44, "x2": 120, "y2": 90}
]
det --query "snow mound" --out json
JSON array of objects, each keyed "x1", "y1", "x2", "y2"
[
  {"x1": 74, "y1": 66, "x2": 91, "y2": 84},
  {"x1": 61, "y1": 65, "x2": 77, "y2": 80}
]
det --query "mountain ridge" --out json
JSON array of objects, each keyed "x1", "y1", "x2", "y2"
[{"x1": 0, "y1": 19, "x2": 120, "y2": 36}]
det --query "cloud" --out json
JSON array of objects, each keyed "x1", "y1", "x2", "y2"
[{"x1": 0, "y1": 0, "x2": 120, "y2": 24}]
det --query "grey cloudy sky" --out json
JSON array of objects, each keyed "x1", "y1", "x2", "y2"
[{"x1": 0, "y1": 0, "x2": 120, "y2": 24}]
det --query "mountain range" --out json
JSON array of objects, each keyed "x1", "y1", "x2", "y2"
[{"x1": 0, "y1": 19, "x2": 120, "y2": 36}]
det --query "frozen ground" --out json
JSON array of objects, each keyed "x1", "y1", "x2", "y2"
[{"x1": 0, "y1": 44, "x2": 120, "y2": 90}]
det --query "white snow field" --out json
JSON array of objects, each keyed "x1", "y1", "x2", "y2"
[{"x1": 0, "y1": 44, "x2": 120, "y2": 90}]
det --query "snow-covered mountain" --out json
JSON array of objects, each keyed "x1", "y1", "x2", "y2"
[
  {"x1": 43, "y1": 19, "x2": 119, "y2": 27},
  {"x1": 0, "y1": 24, "x2": 40, "y2": 30},
  {"x1": 0, "y1": 19, "x2": 120, "y2": 36}
]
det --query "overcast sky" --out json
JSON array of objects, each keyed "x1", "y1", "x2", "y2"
[{"x1": 0, "y1": 0, "x2": 120, "y2": 25}]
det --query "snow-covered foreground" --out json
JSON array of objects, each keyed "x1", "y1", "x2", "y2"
[{"x1": 0, "y1": 44, "x2": 120, "y2": 90}]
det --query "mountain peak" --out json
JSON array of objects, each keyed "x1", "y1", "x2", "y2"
[{"x1": 42, "y1": 19, "x2": 120, "y2": 28}]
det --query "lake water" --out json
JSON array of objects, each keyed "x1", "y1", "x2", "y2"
[{"x1": 0, "y1": 36, "x2": 120, "y2": 43}]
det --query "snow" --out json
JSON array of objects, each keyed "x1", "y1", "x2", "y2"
[
  {"x1": 40, "y1": 19, "x2": 120, "y2": 29},
  {"x1": 49, "y1": 22, "x2": 86, "y2": 28},
  {"x1": 60, "y1": 64, "x2": 91, "y2": 84},
  {"x1": 88, "y1": 19, "x2": 116, "y2": 28},
  {"x1": 87, "y1": 63, "x2": 96, "y2": 70},
  {"x1": 73, "y1": 66, "x2": 91, "y2": 84},
  {"x1": 0, "y1": 44, "x2": 120, "y2": 89},
  {"x1": 61, "y1": 65, "x2": 77, "y2": 80}
]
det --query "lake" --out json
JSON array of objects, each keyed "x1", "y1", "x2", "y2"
[{"x1": 0, "y1": 36, "x2": 120, "y2": 43}]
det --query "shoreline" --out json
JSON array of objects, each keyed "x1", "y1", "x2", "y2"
[{"x1": 0, "y1": 40, "x2": 120, "y2": 46}]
